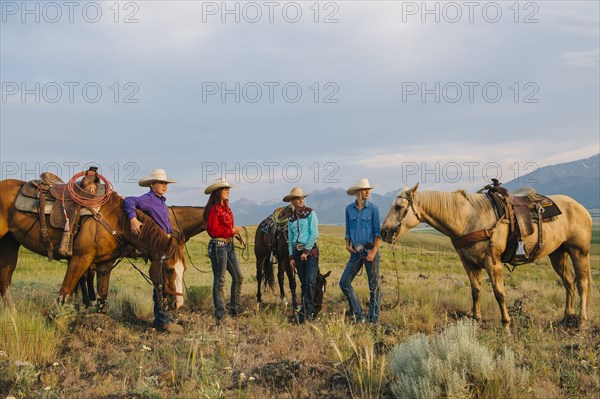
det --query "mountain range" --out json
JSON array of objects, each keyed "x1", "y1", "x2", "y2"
[{"x1": 230, "y1": 153, "x2": 600, "y2": 225}]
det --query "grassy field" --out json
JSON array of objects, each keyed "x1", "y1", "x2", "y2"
[{"x1": 1, "y1": 225, "x2": 599, "y2": 398}]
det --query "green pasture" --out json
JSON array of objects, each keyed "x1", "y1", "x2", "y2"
[{"x1": 1, "y1": 223, "x2": 599, "y2": 398}]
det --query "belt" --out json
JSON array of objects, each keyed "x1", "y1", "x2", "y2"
[
  {"x1": 353, "y1": 243, "x2": 374, "y2": 252},
  {"x1": 211, "y1": 237, "x2": 233, "y2": 243},
  {"x1": 294, "y1": 242, "x2": 318, "y2": 251}
]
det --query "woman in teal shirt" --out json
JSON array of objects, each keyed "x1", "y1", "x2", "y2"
[{"x1": 285, "y1": 187, "x2": 319, "y2": 323}]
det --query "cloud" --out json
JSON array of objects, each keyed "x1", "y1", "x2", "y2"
[
  {"x1": 562, "y1": 48, "x2": 600, "y2": 68},
  {"x1": 1, "y1": 1, "x2": 598, "y2": 202}
]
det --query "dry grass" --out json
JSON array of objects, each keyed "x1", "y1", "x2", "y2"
[{"x1": 0, "y1": 225, "x2": 598, "y2": 398}]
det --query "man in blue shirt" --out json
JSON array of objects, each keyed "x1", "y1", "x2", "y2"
[
  {"x1": 123, "y1": 168, "x2": 183, "y2": 333},
  {"x1": 339, "y1": 179, "x2": 382, "y2": 324}
]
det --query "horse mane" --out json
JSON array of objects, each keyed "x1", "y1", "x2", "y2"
[
  {"x1": 136, "y1": 211, "x2": 172, "y2": 254},
  {"x1": 462, "y1": 190, "x2": 495, "y2": 214},
  {"x1": 414, "y1": 189, "x2": 493, "y2": 221},
  {"x1": 102, "y1": 193, "x2": 174, "y2": 255}
]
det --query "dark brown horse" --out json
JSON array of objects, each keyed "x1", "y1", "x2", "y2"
[
  {"x1": 314, "y1": 270, "x2": 332, "y2": 317},
  {"x1": 255, "y1": 210, "x2": 331, "y2": 316},
  {"x1": 82, "y1": 206, "x2": 205, "y2": 310},
  {"x1": 0, "y1": 179, "x2": 187, "y2": 313},
  {"x1": 255, "y1": 214, "x2": 299, "y2": 309}
]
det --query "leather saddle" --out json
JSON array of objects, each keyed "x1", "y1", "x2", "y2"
[
  {"x1": 15, "y1": 168, "x2": 103, "y2": 259},
  {"x1": 17, "y1": 178, "x2": 105, "y2": 223},
  {"x1": 258, "y1": 206, "x2": 293, "y2": 264},
  {"x1": 508, "y1": 187, "x2": 561, "y2": 237},
  {"x1": 485, "y1": 184, "x2": 562, "y2": 266}
]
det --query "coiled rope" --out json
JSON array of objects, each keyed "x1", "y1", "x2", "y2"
[{"x1": 66, "y1": 171, "x2": 114, "y2": 207}]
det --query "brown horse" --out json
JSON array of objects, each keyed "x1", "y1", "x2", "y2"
[
  {"x1": 0, "y1": 179, "x2": 187, "y2": 313},
  {"x1": 380, "y1": 183, "x2": 592, "y2": 333},
  {"x1": 83, "y1": 206, "x2": 205, "y2": 310},
  {"x1": 255, "y1": 215, "x2": 299, "y2": 309}
]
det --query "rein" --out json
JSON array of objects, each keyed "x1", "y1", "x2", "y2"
[
  {"x1": 234, "y1": 226, "x2": 250, "y2": 261},
  {"x1": 390, "y1": 195, "x2": 421, "y2": 245},
  {"x1": 169, "y1": 207, "x2": 212, "y2": 274},
  {"x1": 381, "y1": 250, "x2": 401, "y2": 310},
  {"x1": 158, "y1": 243, "x2": 184, "y2": 297},
  {"x1": 126, "y1": 257, "x2": 154, "y2": 286},
  {"x1": 384, "y1": 195, "x2": 418, "y2": 310}
]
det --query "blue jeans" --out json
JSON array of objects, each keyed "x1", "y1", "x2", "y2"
[
  {"x1": 292, "y1": 248, "x2": 319, "y2": 322},
  {"x1": 208, "y1": 240, "x2": 244, "y2": 320},
  {"x1": 339, "y1": 249, "x2": 381, "y2": 323},
  {"x1": 152, "y1": 287, "x2": 172, "y2": 328}
]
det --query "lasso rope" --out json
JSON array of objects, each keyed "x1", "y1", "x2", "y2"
[
  {"x1": 381, "y1": 249, "x2": 401, "y2": 310},
  {"x1": 234, "y1": 226, "x2": 250, "y2": 261},
  {"x1": 66, "y1": 171, "x2": 114, "y2": 207}
]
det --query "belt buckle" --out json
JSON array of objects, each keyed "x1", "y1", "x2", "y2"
[
  {"x1": 353, "y1": 244, "x2": 364, "y2": 252},
  {"x1": 295, "y1": 243, "x2": 305, "y2": 251},
  {"x1": 213, "y1": 239, "x2": 227, "y2": 247}
]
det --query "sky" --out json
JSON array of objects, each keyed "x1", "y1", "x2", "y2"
[{"x1": 1, "y1": 0, "x2": 599, "y2": 205}]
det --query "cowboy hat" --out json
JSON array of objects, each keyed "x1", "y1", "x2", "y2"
[
  {"x1": 283, "y1": 187, "x2": 309, "y2": 202},
  {"x1": 204, "y1": 177, "x2": 234, "y2": 194},
  {"x1": 347, "y1": 178, "x2": 378, "y2": 195},
  {"x1": 139, "y1": 169, "x2": 177, "y2": 187}
]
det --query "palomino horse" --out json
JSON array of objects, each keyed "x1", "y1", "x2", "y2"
[
  {"x1": 81, "y1": 206, "x2": 205, "y2": 310},
  {"x1": 0, "y1": 179, "x2": 187, "y2": 313},
  {"x1": 255, "y1": 212, "x2": 299, "y2": 309},
  {"x1": 380, "y1": 183, "x2": 592, "y2": 332}
]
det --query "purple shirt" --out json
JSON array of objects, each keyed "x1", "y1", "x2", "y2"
[{"x1": 123, "y1": 190, "x2": 172, "y2": 234}]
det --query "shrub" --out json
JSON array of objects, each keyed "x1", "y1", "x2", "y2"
[
  {"x1": 110, "y1": 288, "x2": 154, "y2": 321},
  {"x1": 389, "y1": 320, "x2": 529, "y2": 399},
  {"x1": 185, "y1": 285, "x2": 212, "y2": 310}
]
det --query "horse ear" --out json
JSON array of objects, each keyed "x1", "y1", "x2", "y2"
[
  {"x1": 407, "y1": 182, "x2": 419, "y2": 198},
  {"x1": 323, "y1": 271, "x2": 331, "y2": 278}
]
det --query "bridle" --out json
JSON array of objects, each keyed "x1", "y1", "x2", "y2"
[
  {"x1": 157, "y1": 240, "x2": 184, "y2": 300},
  {"x1": 390, "y1": 194, "x2": 421, "y2": 245}
]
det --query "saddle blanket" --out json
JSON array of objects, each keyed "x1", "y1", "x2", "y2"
[{"x1": 15, "y1": 192, "x2": 96, "y2": 217}]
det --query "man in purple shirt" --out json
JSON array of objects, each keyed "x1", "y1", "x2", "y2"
[{"x1": 123, "y1": 169, "x2": 182, "y2": 333}]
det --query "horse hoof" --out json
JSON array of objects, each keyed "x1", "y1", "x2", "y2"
[
  {"x1": 96, "y1": 301, "x2": 108, "y2": 314},
  {"x1": 562, "y1": 314, "x2": 580, "y2": 328},
  {"x1": 56, "y1": 295, "x2": 69, "y2": 305}
]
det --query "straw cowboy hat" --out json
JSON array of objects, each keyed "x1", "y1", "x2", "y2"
[
  {"x1": 283, "y1": 187, "x2": 309, "y2": 202},
  {"x1": 139, "y1": 169, "x2": 177, "y2": 187},
  {"x1": 204, "y1": 177, "x2": 234, "y2": 194},
  {"x1": 347, "y1": 178, "x2": 378, "y2": 195}
]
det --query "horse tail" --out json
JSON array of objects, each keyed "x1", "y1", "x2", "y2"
[
  {"x1": 587, "y1": 256, "x2": 592, "y2": 307},
  {"x1": 264, "y1": 254, "x2": 275, "y2": 291}
]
